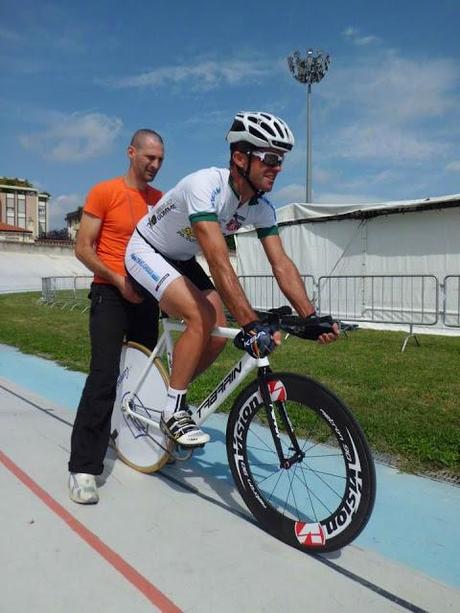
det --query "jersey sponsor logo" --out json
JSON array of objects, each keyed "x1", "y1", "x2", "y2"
[
  {"x1": 155, "y1": 273, "x2": 170, "y2": 292},
  {"x1": 177, "y1": 226, "x2": 196, "y2": 242},
  {"x1": 210, "y1": 186, "x2": 221, "y2": 207},
  {"x1": 148, "y1": 200, "x2": 176, "y2": 227},
  {"x1": 129, "y1": 253, "x2": 160, "y2": 281},
  {"x1": 225, "y1": 212, "x2": 245, "y2": 233}
]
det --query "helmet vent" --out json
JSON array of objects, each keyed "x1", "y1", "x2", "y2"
[{"x1": 259, "y1": 121, "x2": 276, "y2": 137}]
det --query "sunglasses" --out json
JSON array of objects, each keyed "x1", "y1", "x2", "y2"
[{"x1": 250, "y1": 151, "x2": 285, "y2": 167}]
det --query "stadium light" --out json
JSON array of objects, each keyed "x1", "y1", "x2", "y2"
[{"x1": 287, "y1": 49, "x2": 330, "y2": 203}]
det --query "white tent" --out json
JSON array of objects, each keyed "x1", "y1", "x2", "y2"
[{"x1": 235, "y1": 194, "x2": 460, "y2": 335}]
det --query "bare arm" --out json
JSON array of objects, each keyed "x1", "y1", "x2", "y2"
[
  {"x1": 261, "y1": 234, "x2": 315, "y2": 317},
  {"x1": 192, "y1": 220, "x2": 257, "y2": 327},
  {"x1": 261, "y1": 234, "x2": 339, "y2": 343},
  {"x1": 75, "y1": 212, "x2": 142, "y2": 303}
]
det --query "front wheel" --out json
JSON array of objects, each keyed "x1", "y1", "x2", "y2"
[{"x1": 226, "y1": 372, "x2": 376, "y2": 553}]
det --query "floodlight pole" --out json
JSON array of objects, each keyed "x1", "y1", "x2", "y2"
[
  {"x1": 306, "y1": 83, "x2": 312, "y2": 203},
  {"x1": 287, "y1": 49, "x2": 330, "y2": 203}
]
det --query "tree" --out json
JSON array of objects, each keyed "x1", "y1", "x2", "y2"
[
  {"x1": 39, "y1": 228, "x2": 71, "y2": 241},
  {"x1": 0, "y1": 176, "x2": 35, "y2": 188},
  {"x1": 225, "y1": 234, "x2": 236, "y2": 251}
]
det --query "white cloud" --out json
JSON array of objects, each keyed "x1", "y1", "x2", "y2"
[
  {"x1": 318, "y1": 50, "x2": 459, "y2": 164},
  {"x1": 49, "y1": 193, "x2": 83, "y2": 229},
  {"x1": 315, "y1": 192, "x2": 382, "y2": 205},
  {"x1": 446, "y1": 160, "x2": 460, "y2": 172},
  {"x1": 334, "y1": 123, "x2": 448, "y2": 161},
  {"x1": 270, "y1": 183, "x2": 383, "y2": 206},
  {"x1": 323, "y1": 52, "x2": 459, "y2": 123},
  {"x1": 271, "y1": 184, "x2": 307, "y2": 205},
  {"x1": 313, "y1": 168, "x2": 335, "y2": 185},
  {"x1": 20, "y1": 112, "x2": 123, "y2": 162},
  {"x1": 343, "y1": 27, "x2": 380, "y2": 46},
  {"x1": 104, "y1": 60, "x2": 270, "y2": 90}
]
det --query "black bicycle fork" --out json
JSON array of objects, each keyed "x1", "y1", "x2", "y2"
[{"x1": 257, "y1": 367, "x2": 305, "y2": 469}]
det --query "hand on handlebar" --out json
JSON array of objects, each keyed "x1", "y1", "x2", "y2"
[
  {"x1": 234, "y1": 320, "x2": 281, "y2": 359},
  {"x1": 303, "y1": 313, "x2": 340, "y2": 344}
]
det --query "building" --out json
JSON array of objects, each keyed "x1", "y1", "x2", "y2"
[
  {"x1": 0, "y1": 182, "x2": 50, "y2": 239},
  {"x1": 0, "y1": 221, "x2": 34, "y2": 243},
  {"x1": 65, "y1": 207, "x2": 83, "y2": 240}
]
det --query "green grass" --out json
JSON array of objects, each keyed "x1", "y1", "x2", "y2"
[{"x1": 1, "y1": 292, "x2": 459, "y2": 479}]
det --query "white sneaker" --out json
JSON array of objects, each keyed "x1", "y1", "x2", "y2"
[
  {"x1": 68, "y1": 473, "x2": 99, "y2": 504},
  {"x1": 160, "y1": 410, "x2": 210, "y2": 448}
]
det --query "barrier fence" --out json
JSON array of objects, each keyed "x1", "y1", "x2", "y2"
[
  {"x1": 237, "y1": 274, "x2": 458, "y2": 350},
  {"x1": 317, "y1": 275, "x2": 438, "y2": 325},
  {"x1": 40, "y1": 273, "x2": 460, "y2": 343},
  {"x1": 41, "y1": 275, "x2": 92, "y2": 311},
  {"x1": 238, "y1": 274, "x2": 316, "y2": 310},
  {"x1": 443, "y1": 275, "x2": 460, "y2": 328}
]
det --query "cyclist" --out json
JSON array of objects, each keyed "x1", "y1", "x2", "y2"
[{"x1": 125, "y1": 111, "x2": 339, "y2": 448}]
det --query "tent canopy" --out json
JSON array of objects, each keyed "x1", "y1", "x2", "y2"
[{"x1": 235, "y1": 194, "x2": 460, "y2": 334}]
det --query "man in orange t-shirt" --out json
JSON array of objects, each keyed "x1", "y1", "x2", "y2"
[{"x1": 68, "y1": 129, "x2": 164, "y2": 504}]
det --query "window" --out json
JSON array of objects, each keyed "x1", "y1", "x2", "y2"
[
  {"x1": 17, "y1": 194, "x2": 26, "y2": 228},
  {"x1": 38, "y1": 199, "x2": 47, "y2": 234},
  {"x1": 6, "y1": 193, "x2": 15, "y2": 226}
]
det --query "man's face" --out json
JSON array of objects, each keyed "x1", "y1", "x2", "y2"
[
  {"x1": 128, "y1": 138, "x2": 164, "y2": 184},
  {"x1": 246, "y1": 148, "x2": 284, "y2": 193}
]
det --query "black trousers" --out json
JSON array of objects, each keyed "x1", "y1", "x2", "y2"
[{"x1": 68, "y1": 283, "x2": 159, "y2": 475}]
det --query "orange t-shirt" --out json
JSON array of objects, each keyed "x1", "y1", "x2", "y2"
[{"x1": 84, "y1": 176, "x2": 162, "y2": 283}]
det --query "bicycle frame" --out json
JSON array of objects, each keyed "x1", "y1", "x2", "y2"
[
  {"x1": 122, "y1": 318, "x2": 270, "y2": 429},
  {"x1": 115, "y1": 313, "x2": 376, "y2": 552}
]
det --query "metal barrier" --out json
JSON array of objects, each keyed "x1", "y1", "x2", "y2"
[
  {"x1": 317, "y1": 275, "x2": 438, "y2": 324},
  {"x1": 41, "y1": 275, "x2": 92, "y2": 311},
  {"x1": 443, "y1": 275, "x2": 460, "y2": 328},
  {"x1": 40, "y1": 273, "x2": 460, "y2": 344},
  {"x1": 238, "y1": 274, "x2": 316, "y2": 310},
  {"x1": 237, "y1": 273, "x2": 446, "y2": 351},
  {"x1": 317, "y1": 275, "x2": 438, "y2": 351}
]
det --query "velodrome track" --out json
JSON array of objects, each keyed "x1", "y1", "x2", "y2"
[{"x1": 1, "y1": 344, "x2": 459, "y2": 613}]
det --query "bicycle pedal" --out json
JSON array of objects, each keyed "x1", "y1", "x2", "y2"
[{"x1": 178, "y1": 444, "x2": 201, "y2": 451}]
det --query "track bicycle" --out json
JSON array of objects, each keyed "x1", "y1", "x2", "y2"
[{"x1": 111, "y1": 307, "x2": 376, "y2": 553}]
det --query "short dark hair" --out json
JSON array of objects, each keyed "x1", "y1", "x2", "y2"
[
  {"x1": 229, "y1": 141, "x2": 256, "y2": 167},
  {"x1": 230, "y1": 141, "x2": 256, "y2": 154},
  {"x1": 130, "y1": 129, "x2": 164, "y2": 147}
]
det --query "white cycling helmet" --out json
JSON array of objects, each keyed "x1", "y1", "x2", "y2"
[{"x1": 226, "y1": 112, "x2": 295, "y2": 152}]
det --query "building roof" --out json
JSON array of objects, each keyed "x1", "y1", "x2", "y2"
[
  {"x1": 0, "y1": 222, "x2": 33, "y2": 233},
  {"x1": 65, "y1": 208, "x2": 83, "y2": 222},
  {"x1": 0, "y1": 183, "x2": 50, "y2": 198}
]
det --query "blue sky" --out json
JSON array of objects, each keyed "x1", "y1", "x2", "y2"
[{"x1": 1, "y1": 0, "x2": 459, "y2": 229}]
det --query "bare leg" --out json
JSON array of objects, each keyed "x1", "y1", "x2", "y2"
[
  {"x1": 192, "y1": 289, "x2": 227, "y2": 379},
  {"x1": 159, "y1": 276, "x2": 218, "y2": 390}
]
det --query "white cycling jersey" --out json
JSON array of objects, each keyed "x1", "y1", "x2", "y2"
[{"x1": 135, "y1": 167, "x2": 278, "y2": 260}]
